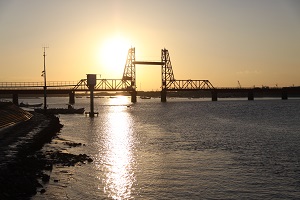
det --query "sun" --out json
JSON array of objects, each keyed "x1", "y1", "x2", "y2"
[{"x1": 99, "y1": 36, "x2": 130, "y2": 78}]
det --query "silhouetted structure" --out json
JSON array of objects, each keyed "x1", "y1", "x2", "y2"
[{"x1": 0, "y1": 48, "x2": 299, "y2": 103}]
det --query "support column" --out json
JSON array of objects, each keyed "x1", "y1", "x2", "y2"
[
  {"x1": 69, "y1": 91, "x2": 75, "y2": 104},
  {"x1": 43, "y1": 86, "x2": 47, "y2": 111},
  {"x1": 131, "y1": 90, "x2": 137, "y2": 103},
  {"x1": 90, "y1": 87, "x2": 94, "y2": 117},
  {"x1": 13, "y1": 93, "x2": 18, "y2": 105},
  {"x1": 161, "y1": 89, "x2": 167, "y2": 102},
  {"x1": 87, "y1": 74, "x2": 97, "y2": 117},
  {"x1": 282, "y1": 90, "x2": 288, "y2": 100},
  {"x1": 211, "y1": 91, "x2": 217, "y2": 101},
  {"x1": 248, "y1": 91, "x2": 254, "y2": 100}
]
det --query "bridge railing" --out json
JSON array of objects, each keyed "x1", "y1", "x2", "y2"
[
  {"x1": 0, "y1": 81, "x2": 79, "y2": 90},
  {"x1": 46, "y1": 81, "x2": 79, "y2": 87},
  {"x1": 0, "y1": 82, "x2": 44, "y2": 88},
  {"x1": 0, "y1": 79, "x2": 134, "y2": 91},
  {"x1": 213, "y1": 87, "x2": 282, "y2": 90}
]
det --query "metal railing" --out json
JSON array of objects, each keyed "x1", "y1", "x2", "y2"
[{"x1": 0, "y1": 81, "x2": 79, "y2": 90}]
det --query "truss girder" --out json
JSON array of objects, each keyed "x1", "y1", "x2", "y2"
[
  {"x1": 72, "y1": 79, "x2": 132, "y2": 91},
  {"x1": 166, "y1": 80, "x2": 214, "y2": 90},
  {"x1": 72, "y1": 79, "x2": 87, "y2": 90},
  {"x1": 96, "y1": 79, "x2": 132, "y2": 91},
  {"x1": 161, "y1": 48, "x2": 214, "y2": 91}
]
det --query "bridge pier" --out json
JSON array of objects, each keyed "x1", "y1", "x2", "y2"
[
  {"x1": 211, "y1": 91, "x2": 218, "y2": 101},
  {"x1": 161, "y1": 89, "x2": 167, "y2": 102},
  {"x1": 13, "y1": 93, "x2": 19, "y2": 105},
  {"x1": 131, "y1": 90, "x2": 137, "y2": 103},
  {"x1": 87, "y1": 74, "x2": 97, "y2": 117},
  {"x1": 248, "y1": 91, "x2": 254, "y2": 100},
  {"x1": 90, "y1": 87, "x2": 95, "y2": 116},
  {"x1": 282, "y1": 90, "x2": 288, "y2": 100},
  {"x1": 69, "y1": 91, "x2": 75, "y2": 104}
]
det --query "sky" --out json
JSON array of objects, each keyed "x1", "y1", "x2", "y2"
[{"x1": 0, "y1": 0, "x2": 299, "y2": 90}]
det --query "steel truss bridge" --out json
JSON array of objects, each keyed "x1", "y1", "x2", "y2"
[{"x1": 0, "y1": 47, "x2": 299, "y2": 104}]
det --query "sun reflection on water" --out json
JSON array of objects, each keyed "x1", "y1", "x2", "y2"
[{"x1": 100, "y1": 97, "x2": 135, "y2": 199}]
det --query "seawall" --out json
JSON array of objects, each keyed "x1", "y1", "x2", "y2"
[
  {"x1": 0, "y1": 102, "x2": 33, "y2": 129},
  {"x1": 0, "y1": 102, "x2": 63, "y2": 199}
]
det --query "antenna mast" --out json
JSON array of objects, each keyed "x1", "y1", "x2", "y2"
[
  {"x1": 43, "y1": 46, "x2": 49, "y2": 111},
  {"x1": 238, "y1": 81, "x2": 241, "y2": 88}
]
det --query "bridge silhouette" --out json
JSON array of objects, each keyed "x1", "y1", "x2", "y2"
[{"x1": 0, "y1": 47, "x2": 299, "y2": 105}]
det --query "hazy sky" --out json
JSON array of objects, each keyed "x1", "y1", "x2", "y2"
[{"x1": 1, "y1": 0, "x2": 299, "y2": 90}]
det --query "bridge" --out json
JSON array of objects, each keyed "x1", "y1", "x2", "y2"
[{"x1": 0, "y1": 47, "x2": 299, "y2": 106}]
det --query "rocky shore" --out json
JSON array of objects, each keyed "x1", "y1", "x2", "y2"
[{"x1": 0, "y1": 109, "x2": 93, "y2": 200}]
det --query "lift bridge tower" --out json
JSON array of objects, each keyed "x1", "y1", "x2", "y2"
[
  {"x1": 130, "y1": 48, "x2": 214, "y2": 102},
  {"x1": 161, "y1": 48, "x2": 175, "y2": 102},
  {"x1": 122, "y1": 47, "x2": 137, "y2": 102}
]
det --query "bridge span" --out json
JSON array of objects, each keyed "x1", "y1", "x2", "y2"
[{"x1": 1, "y1": 47, "x2": 299, "y2": 105}]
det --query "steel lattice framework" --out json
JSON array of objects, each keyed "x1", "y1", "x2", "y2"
[
  {"x1": 0, "y1": 47, "x2": 215, "y2": 100},
  {"x1": 58, "y1": 48, "x2": 137, "y2": 92},
  {"x1": 161, "y1": 48, "x2": 175, "y2": 90},
  {"x1": 161, "y1": 49, "x2": 214, "y2": 90},
  {"x1": 4, "y1": 47, "x2": 300, "y2": 103},
  {"x1": 122, "y1": 47, "x2": 136, "y2": 89},
  {"x1": 165, "y1": 79, "x2": 215, "y2": 90},
  {"x1": 72, "y1": 79, "x2": 132, "y2": 91}
]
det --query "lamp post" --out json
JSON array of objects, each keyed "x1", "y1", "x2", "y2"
[{"x1": 42, "y1": 47, "x2": 48, "y2": 111}]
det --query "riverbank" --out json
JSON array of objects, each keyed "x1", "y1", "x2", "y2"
[
  {"x1": 0, "y1": 104, "x2": 93, "y2": 199},
  {"x1": 0, "y1": 110, "x2": 63, "y2": 199}
]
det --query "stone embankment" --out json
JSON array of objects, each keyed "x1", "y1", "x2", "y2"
[
  {"x1": 0, "y1": 102, "x2": 93, "y2": 199},
  {"x1": 0, "y1": 102, "x2": 33, "y2": 129}
]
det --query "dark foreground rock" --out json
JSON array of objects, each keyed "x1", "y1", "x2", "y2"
[
  {"x1": 0, "y1": 111, "x2": 93, "y2": 200},
  {"x1": 50, "y1": 151, "x2": 93, "y2": 166},
  {"x1": 0, "y1": 113, "x2": 63, "y2": 200}
]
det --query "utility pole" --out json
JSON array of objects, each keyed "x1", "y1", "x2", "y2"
[{"x1": 42, "y1": 46, "x2": 49, "y2": 111}]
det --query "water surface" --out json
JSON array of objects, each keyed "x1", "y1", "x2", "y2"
[{"x1": 32, "y1": 97, "x2": 300, "y2": 199}]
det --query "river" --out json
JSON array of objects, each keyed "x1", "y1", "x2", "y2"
[{"x1": 30, "y1": 97, "x2": 300, "y2": 199}]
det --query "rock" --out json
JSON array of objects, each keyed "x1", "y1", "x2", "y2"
[
  {"x1": 0, "y1": 112, "x2": 63, "y2": 199},
  {"x1": 64, "y1": 142, "x2": 83, "y2": 147},
  {"x1": 41, "y1": 174, "x2": 50, "y2": 183},
  {"x1": 44, "y1": 163, "x2": 53, "y2": 171},
  {"x1": 40, "y1": 188, "x2": 46, "y2": 194}
]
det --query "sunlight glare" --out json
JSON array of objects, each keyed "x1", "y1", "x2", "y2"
[
  {"x1": 108, "y1": 96, "x2": 130, "y2": 106},
  {"x1": 103, "y1": 106, "x2": 135, "y2": 199},
  {"x1": 99, "y1": 36, "x2": 130, "y2": 78}
]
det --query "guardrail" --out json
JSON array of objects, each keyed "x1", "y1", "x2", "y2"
[
  {"x1": 0, "y1": 81, "x2": 79, "y2": 90},
  {"x1": 213, "y1": 87, "x2": 281, "y2": 90}
]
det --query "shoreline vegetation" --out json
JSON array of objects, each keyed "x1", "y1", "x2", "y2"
[{"x1": 0, "y1": 103, "x2": 93, "y2": 199}]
